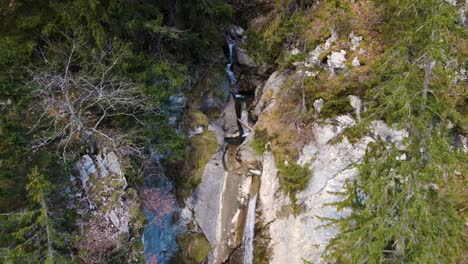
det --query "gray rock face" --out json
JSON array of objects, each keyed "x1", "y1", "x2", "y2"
[
  {"x1": 237, "y1": 131, "x2": 262, "y2": 168},
  {"x1": 227, "y1": 25, "x2": 246, "y2": 41},
  {"x1": 201, "y1": 90, "x2": 225, "y2": 113},
  {"x1": 256, "y1": 96, "x2": 408, "y2": 263},
  {"x1": 193, "y1": 121, "x2": 226, "y2": 245},
  {"x1": 223, "y1": 95, "x2": 240, "y2": 138},
  {"x1": 236, "y1": 47, "x2": 257, "y2": 68},
  {"x1": 253, "y1": 71, "x2": 287, "y2": 118},
  {"x1": 74, "y1": 152, "x2": 133, "y2": 256},
  {"x1": 327, "y1": 50, "x2": 347, "y2": 72},
  {"x1": 348, "y1": 95, "x2": 362, "y2": 120},
  {"x1": 193, "y1": 148, "x2": 226, "y2": 245}
]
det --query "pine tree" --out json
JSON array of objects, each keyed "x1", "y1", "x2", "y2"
[
  {"x1": 326, "y1": 0, "x2": 466, "y2": 263},
  {"x1": 1, "y1": 167, "x2": 66, "y2": 264}
]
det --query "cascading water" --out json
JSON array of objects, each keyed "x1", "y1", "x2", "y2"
[
  {"x1": 243, "y1": 194, "x2": 258, "y2": 264},
  {"x1": 226, "y1": 43, "x2": 237, "y2": 87},
  {"x1": 225, "y1": 42, "x2": 244, "y2": 99}
]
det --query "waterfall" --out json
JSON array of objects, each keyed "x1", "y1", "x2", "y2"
[
  {"x1": 226, "y1": 43, "x2": 237, "y2": 86},
  {"x1": 241, "y1": 101, "x2": 250, "y2": 137},
  {"x1": 243, "y1": 194, "x2": 257, "y2": 264},
  {"x1": 225, "y1": 42, "x2": 243, "y2": 99}
]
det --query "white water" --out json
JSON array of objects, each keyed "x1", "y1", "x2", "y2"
[
  {"x1": 241, "y1": 101, "x2": 250, "y2": 137},
  {"x1": 226, "y1": 43, "x2": 236, "y2": 84},
  {"x1": 243, "y1": 194, "x2": 257, "y2": 264}
]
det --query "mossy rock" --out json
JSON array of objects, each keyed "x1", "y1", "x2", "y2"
[
  {"x1": 189, "y1": 130, "x2": 217, "y2": 184},
  {"x1": 173, "y1": 233, "x2": 211, "y2": 264},
  {"x1": 177, "y1": 128, "x2": 218, "y2": 199},
  {"x1": 189, "y1": 110, "x2": 209, "y2": 128}
]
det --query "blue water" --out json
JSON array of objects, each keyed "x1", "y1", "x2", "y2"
[
  {"x1": 143, "y1": 205, "x2": 181, "y2": 264},
  {"x1": 142, "y1": 162, "x2": 183, "y2": 264}
]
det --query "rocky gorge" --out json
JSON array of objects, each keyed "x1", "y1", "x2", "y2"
[{"x1": 64, "y1": 1, "x2": 467, "y2": 263}]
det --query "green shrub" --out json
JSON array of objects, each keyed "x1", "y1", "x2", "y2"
[{"x1": 279, "y1": 162, "x2": 311, "y2": 196}]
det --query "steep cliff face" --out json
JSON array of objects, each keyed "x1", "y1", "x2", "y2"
[
  {"x1": 255, "y1": 98, "x2": 408, "y2": 263},
  {"x1": 138, "y1": 0, "x2": 467, "y2": 263},
  {"x1": 72, "y1": 152, "x2": 142, "y2": 263},
  {"x1": 182, "y1": 1, "x2": 466, "y2": 263}
]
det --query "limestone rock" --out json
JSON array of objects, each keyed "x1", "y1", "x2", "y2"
[
  {"x1": 349, "y1": 31, "x2": 363, "y2": 51},
  {"x1": 193, "y1": 148, "x2": 226, "y2": 245},
  {"x1": 237, "y1": 131, "x2": 262, "y2": 168},
  {"x1": 352, "y1": 56, "x2": 360, "y2": 67},
  {"x1": 236, "y1": 47, "x2": 257, "y2": 67},
  {"x1": 327, "y1": 50, "x2": 347, "y2": 72},
  {"x1": 307, "y1": 29, "x2": 339, "y2": 67},
  {"x1": 313, "y1": 98, "x2": 324, "y2": 118},
  {"x1": 254, "y1": 71, "x2": 287, "y2": 118},
  {"x1": 348, "y1": 95, "x2": 362, "y2": 120},
  {"x1": 74, "y1": 152, "x2": 133, "y2": 260},
  {"x1": 223, "y1": 95, "x2": 240, "y2": 138},
  {"x1": 257, "y1": 114, "x2": 408, "y2": 264}
]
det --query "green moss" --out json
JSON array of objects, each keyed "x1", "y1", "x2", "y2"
[
  {"x1": 319, "y1": 98, "x2": 355, "y2": 120},
  {"x1": 251, "y1": 137, "x2": 268, "y2": 155},
  {"x1": 278, "y1": 162, "x2": 312, "y2": 210},
  {"x1": 173, "y1": 233, "x2": 211, "y2": 264},
  {"x1": 330, "y1": 124, "x2": 371, "y2": 145},
  {"x1": 190, "y1": 130, "x2": 217, "y2": 185},
  {"x1": 189, "y1": 110, "x2": 209, "y2": 128},
  {"x1": 253, "y1": 238, "x2": 269, "y2": 264},
  {"x1": 177, "y1": 128, "x2": 218, "y2": 199}
]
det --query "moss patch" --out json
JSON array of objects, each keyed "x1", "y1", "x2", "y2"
[
  {"x1": 176, "y1": 110, "x2": 218, "y2": 199},
  {"x1": 189, "y1": 110, "x2": 209, "y2": 128},
  {"x1": 173, "y1": 233, "x2": 211, "y2": 264},
  {"x1": 189, "y1": 129, "x2": 218, "y2": 186}
]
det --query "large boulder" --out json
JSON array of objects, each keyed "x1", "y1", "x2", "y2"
[
  {"x1": 73, "y1": 152, "x2": 135, "y2": 263},
  {"x1": 223, "y1": 95, "x2": 240, "y2": 138},
  {"x1": 253, "y1": 71, "x2": 287, "y2": 118},
  {"x1": 236, "y1": 47, "x2": 257, "y2": 68}
]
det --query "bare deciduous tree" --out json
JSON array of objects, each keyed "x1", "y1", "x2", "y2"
[{"x1": 29, "y1": 37, "x2": 159, "y2": 161}]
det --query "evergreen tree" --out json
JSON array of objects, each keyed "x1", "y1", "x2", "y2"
[
  {"x1": 326, "y1": 0, "x2": 466, "y2": 263},
  {"x1": 1, "y1": 167, "x2": 66, "y2": 264}
]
